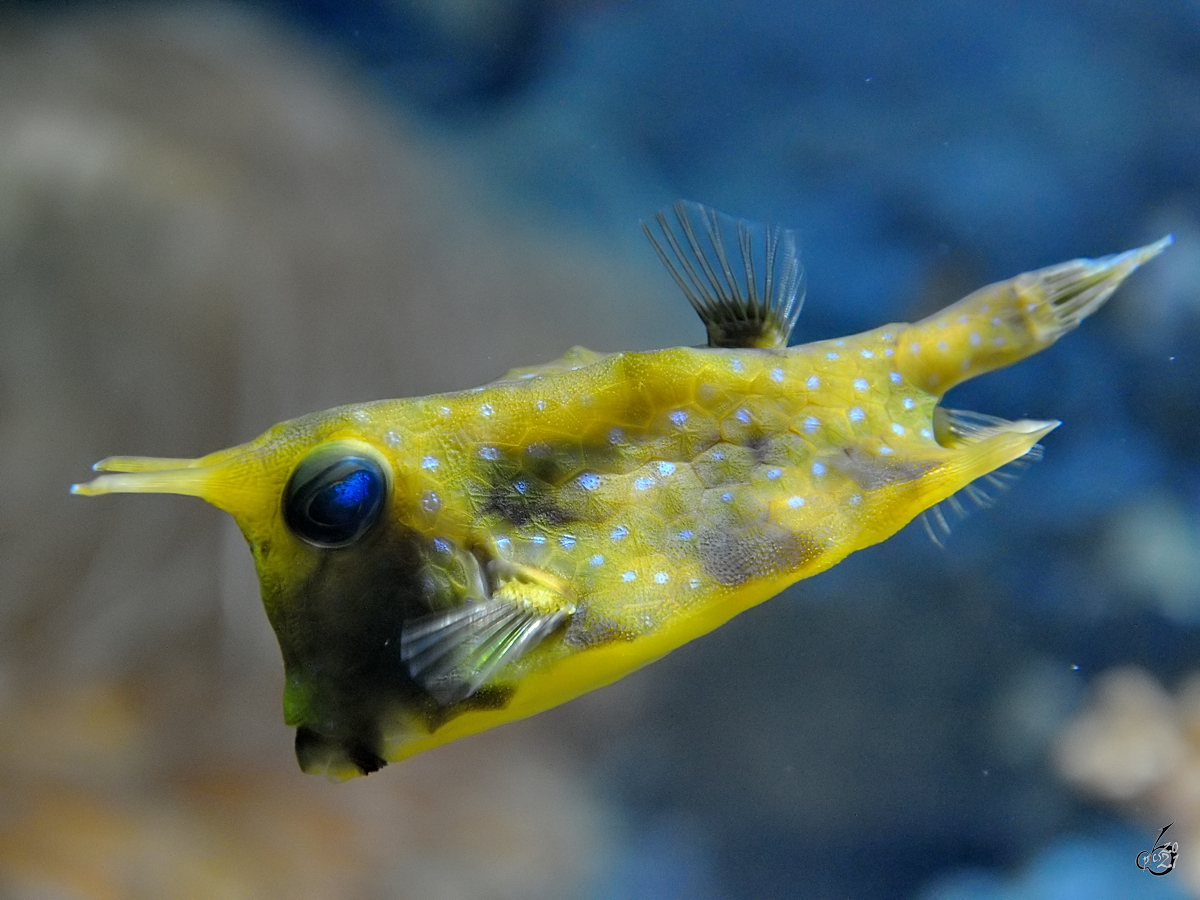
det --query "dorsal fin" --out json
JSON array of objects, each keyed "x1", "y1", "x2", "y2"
[{"x1": 641, "y1": 201, "x2": 805, "y2": 349}]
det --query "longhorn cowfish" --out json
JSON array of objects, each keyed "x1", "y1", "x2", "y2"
[{"x1": 73, "y1": 203, "x2": 1170, "y2": 779}]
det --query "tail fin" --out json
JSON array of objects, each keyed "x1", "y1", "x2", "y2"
[{"x1": 896, "y1": 236, "x2": 1171, "y2": 396}]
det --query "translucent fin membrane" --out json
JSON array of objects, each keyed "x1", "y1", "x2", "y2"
[
  {"x1": 642, "y1": 200, "x2": 805, "y2": 349},
  {"x1": 920, "y1": 409, "x2": 1053, "y2": 548},
  {"x1": 400, "y1": 598, "x2": 571, "y2": 706},
  {"x1": 1029, "y1": 235, "x2": 1173, "y2": 341}
]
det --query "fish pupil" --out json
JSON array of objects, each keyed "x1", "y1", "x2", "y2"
[{"x1": 284, "y1": 451, "x2": 388, "y2": 548}]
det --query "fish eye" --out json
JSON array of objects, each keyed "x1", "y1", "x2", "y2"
[{"x1": 283, "y1": 441, "x2": 391, "y2": 548}]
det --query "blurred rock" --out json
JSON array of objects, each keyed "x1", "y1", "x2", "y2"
[
  {"x1": 1055, "y1": 667, "x2": 1200, "y2": 895},
  {"x1": 0, "y1": 3, "x2": 672, "y2": 897}
]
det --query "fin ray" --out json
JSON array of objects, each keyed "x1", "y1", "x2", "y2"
[
  {"x1": 400, "y1": 597, "x2": 571, "y2": 706},
  {"x1": 642, "y1": 201, "x2": 805, "y2": 348}
]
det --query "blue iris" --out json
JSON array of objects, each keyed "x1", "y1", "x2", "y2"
[{"x1": 284, "y1": 450, "x2": 389, "y2": 548}]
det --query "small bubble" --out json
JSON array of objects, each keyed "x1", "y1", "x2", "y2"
[
  {"x1": 480, "y1": 403, "x2": 493, "y2": 417},
  {"x1": 421, "y1": 491, "x2": 441, "y2": 513}
]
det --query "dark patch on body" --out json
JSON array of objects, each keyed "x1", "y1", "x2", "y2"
[
  {"x1": 829, "y1": 446, "x2": 934, "y2": 490},
  {"x1": 697, "y1": 522, "x2": 822, "y2": 586},
  {"x1": 564, "y1": 604, "x2": 636, "y2": 648},
  {"x1": 484, "y1": 477, "x2": 575, "y2": 527},
  {"x1": 746, "y1": 434, "x2": 772, "y2": 464}
]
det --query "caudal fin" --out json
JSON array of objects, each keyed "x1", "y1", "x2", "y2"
[{"x1": 896, "y1": 236, "x2": 1172, "y2": 396}]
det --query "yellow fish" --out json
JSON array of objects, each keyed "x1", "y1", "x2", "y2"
[{"x1": 73, "y1": 202, "x2": 1169, "y2": 779}]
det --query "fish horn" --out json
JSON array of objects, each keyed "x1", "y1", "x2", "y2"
[{"x1": 71, "y1": 455, "x2": 216, "y2": 499}]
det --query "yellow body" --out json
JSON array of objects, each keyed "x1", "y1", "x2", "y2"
[{"x1": 73, "y1": 203, "x2": 1169, "y2": 778}]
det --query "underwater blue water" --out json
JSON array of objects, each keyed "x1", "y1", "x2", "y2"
[
  {"x1": 248, "y1": 2, "x2": 1200, "y2": 898},
  {"x1": 19, "y1": 1, "x2": 1191, "y2": 897}
]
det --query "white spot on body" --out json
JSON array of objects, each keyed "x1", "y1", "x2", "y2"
[
  {"x1": 735, "y1": 408, "x2": 751, "y2": 424},
  {"x1": 879, "y1": 445, "x2": 894, "y2": 455},
  {"x1": 480, "y1": 404, "x2": 493, "y2": 417},
  {"x1": 849, "y1": 407, "x2": 866, "y2": 422},
  {"x1": 826, "y1": 351, "x2": 840, "y2": 360},
  {"x1": 920, "y1": 428, "x2": 933, "y2": 439},
  {"x1": 634, "y1": 476, "x2": 655, "y2": 491},
  {"x1": 654, "y1": 572, "x2": 669, "y2": 584},
  {"x1": 669, "y1": 410, "x2": 688, "y2": 427},
  {"x1": 806, "y1": 375, "x2": 820, "y2": 389},
  {"x1": 902, "y1": 398, "x2": 915, "y2": 410},
  {"x1": 766, "y1": 468, "x2": 782, "y2": 480},
  {"x1": 611, "y1": 525, "x2": 629, "y2": 540},
  {"x1": 560, "y1": 535, "x2": 577, "y2": 549},
  {"x1": 771, "y1": 367, "x2": 785, "y2": 382},
  {"x1": 658, "y1": 461, "x2": 677, "y2": 476},
  {"x1": 384, "y1": 430, "x2": 402, "y2": 447},
  {"x1": 937, "y1": 340, "x2": 949, "y2": 352},
  {"x1": 812, "y1": 462, "x2": 826, "y2": 476},
  {"x1": 787, "y1": 496, "x2": 806, "y2": 508},
  {"x1": 609, "y1": 427, "x2": 625, "y2": 444},
  {"x1": 531, "y1": 534, "x2": 546, "y2": 545},
  {"x1": 421, "y1": 456, "x2": 439, "y2": 470},
  {"x1": 421, "y1": 491, "x2": 441, "y2": 513},
  {"x1": 480, "y1": 446, "x2": 500, "y2": 460},
  {"x1": 969, "y1": 332, "x2": 982, "y2": 347},
  {"x1": 861, "y1": 349, "x2": 874, "y2": 358},
  {"x1": 890, "y1": 372, "x2": 903, "y2": 384},
  {"x1": 854, "y1": 378, "x2": 869, "y2": 391},
  {"x1": 578, "y1": 472, "x2": 600, "y2": 490},
  {"x1": 535, "y1": 399, "x2": 546, "y2": 411},
  {"x1": 730, "y1": 358, "x2": 744, "y2": 373},
  {"x1": 892, "y1": 423, "x2": 906, "y2": 435},
  {"x1": 590, "y1": 554, "x2": 604, "y2": 566},
  {"x1": 353, "y1": 409, "x2": 369, "y2": 423},
  {"x1": 622, "y1": 571, "x2": 637, "y2": 582}
]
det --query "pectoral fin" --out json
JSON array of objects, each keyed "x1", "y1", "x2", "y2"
[{"x1": 400, "y1": 592, "x2": 573, "y2": 706}]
